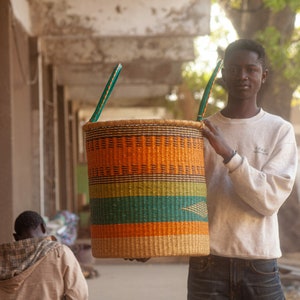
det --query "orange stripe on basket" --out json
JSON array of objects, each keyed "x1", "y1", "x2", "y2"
[
  {"x1": 90, "y1": 221, "x2": 209, "y2": 238},
  {"x1": 86, "y1": 136, "x2": 205, "y2": 176}
]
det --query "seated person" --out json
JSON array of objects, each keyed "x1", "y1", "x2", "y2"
[{"x1": 0, "y1": 210, "x2": 89, "y2": 300}]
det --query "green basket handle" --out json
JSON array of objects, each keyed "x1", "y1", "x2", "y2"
[
  {"x1": 197, "y1": 60, "x2": 223, "y2": 121},
  {"x1": 89, "y1": 63, "x2": 123, "y2": 122}
]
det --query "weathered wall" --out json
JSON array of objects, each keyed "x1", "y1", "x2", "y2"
[
  {"x1": 10, "y1": 0, "x2": 211, "y2": 104},
  {"x1": 0, "y1": 0, "x2": 212, "y2": 243},
  {"x1": 11, "y1": 19, "x2": 37, "y2": 221},
  {"x1": 0, "y1": 2, "x2": 39, "y2": 243},
  {"x1": 0, "y1": 0, "x2": 14, "y2": 243}
]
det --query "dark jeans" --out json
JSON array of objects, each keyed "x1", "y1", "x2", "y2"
[{"x1": 188, "y1": 255, "x2": 285, "y2": 300}]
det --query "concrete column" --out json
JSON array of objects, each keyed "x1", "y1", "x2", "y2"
[
  {"x1": 0, "y1": 0, "x2": 14, "y2": 243},
  {"x1": 0, "y1": 2, "x2": 39, "y2": 243}
]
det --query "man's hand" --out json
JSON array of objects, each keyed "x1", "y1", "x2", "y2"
[
  {"x1": 202, "y1": 119, "x2": 235, "y2": 163},
  {"x1": 124, "y1": 258, "x2": 150, "y2": 263}
]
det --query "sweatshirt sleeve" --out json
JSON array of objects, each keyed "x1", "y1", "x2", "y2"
[
  {"x1": 226, "y1": 124, "x2": 298, "y2": 217},
  {"x1": 62, "y1": 245, "x2": 89, "y2": 300}
]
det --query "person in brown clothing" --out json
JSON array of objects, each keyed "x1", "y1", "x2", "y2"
[{"x1": 0, "y1": 210, "x2": 89, "y2": 300}]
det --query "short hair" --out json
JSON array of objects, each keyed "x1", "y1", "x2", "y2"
[
  {"x1": 14, "y1": 210, "x2": 45, "y2": 235},
  {"x1": 224, "y1": 39, "x2": 267, "y2": 69}
]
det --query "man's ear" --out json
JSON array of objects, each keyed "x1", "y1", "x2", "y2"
[
  {"x1": 262, "y1": 68, "x2": 268, "y2": 83},
  {"x1": 13, "y1": 233, "x2": 20, "y2": 241},
  {"x1": 221, "y1": 67, "x2": 226, "y2": 83},
  {"x1": 40, "y1": 223, "x2": 47, "y2": 234}
]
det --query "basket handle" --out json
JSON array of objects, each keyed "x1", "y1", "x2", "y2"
[
  {"x1": 89, "y1": 63, "x2": 123, "y2": 122},
  {"x1": 197, "y1": 60, "x2": 223, "y2": 121},
  {"x1": 89, "y1": 60, "x2": 221, "y2": 122}
]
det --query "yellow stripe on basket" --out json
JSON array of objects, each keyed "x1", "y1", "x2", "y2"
[
  {"x1": 90, "y1": 221, "x2": 209, "y2": 238},
  {"x1": 91, "y1": 234, "x2": 210, "y2": 258},
  {"x1": 89, "y1": 181, "x2": 207, "y2": 198}
]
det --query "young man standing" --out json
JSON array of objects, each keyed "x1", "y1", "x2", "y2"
[
  {"x1": 0, "y1": 210, "x2": 89, "y2": 300},
  {"x1": 188, "y1": 39, "x2": 298, "y2": 299}
]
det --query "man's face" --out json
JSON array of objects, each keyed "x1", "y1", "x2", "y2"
[{"x1": 222, "y1": 49, "x2": 268, "y2": 101}]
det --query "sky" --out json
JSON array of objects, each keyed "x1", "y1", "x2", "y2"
[{"x1": 193, "y1": 3, "x2": 237, "y2": 72}]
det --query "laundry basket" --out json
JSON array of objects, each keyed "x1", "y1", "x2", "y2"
[
  {"x1": 83, "y1": 61, "x2": 222, "y2": 258},
  {"x1": 83, "y1": 119, "x2": 208, "y2": 258}
]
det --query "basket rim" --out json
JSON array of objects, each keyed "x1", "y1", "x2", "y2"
[{"x1": 83, "y1": 119, "x2": 204, "y2": 131}]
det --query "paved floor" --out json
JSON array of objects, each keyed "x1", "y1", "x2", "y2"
[
  {"x1": 87, "y1": 258, "x2": 189, "y2": 300},
  {"x1": 86, "y1": 256, "x2": 300, "y2": 300}
]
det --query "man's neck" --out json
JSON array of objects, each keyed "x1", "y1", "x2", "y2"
[{"x1": 221, "y1": 100, "x2": 260, "y2": 119}]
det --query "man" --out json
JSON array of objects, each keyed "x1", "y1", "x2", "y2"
[
  {"x1": 188, "y1": 39, "x2": 298, "y2": 299},
  {"x1": 0, "y1": 210, "x2": 89, "y2": 299}
]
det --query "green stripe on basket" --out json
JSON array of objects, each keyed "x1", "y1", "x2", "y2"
[
  {"x1": 90, "y1": 196, "x2": 208, "y2": 224},
  {"x1": 89, "y1": 181, "x2": 207, "y2": 198}
]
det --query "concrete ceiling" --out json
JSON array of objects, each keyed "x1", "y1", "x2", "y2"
[{"x1": 10, "y1": 0, "x2": 211, "y2": 109}]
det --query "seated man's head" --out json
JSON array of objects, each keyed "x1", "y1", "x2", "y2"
[{"x1": 13, "y1": 210, "x2": 47, "y2": 241}]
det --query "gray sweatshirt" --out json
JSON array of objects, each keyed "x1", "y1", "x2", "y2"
[{"x1": 205, "y1": 109, "x2": 298, "y2": 259}]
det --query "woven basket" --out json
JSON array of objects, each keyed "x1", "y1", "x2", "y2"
[{"x1": 83, "y1": 119, "x2": 209, "y2": 258}]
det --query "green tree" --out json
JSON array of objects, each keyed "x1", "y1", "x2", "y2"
[
  {"x1": 218, "y1": 0, "x2": 300, "y2": 120},
  {"x1": 182, "y1": 1, "x2": 300, "y2": 121},
  {"x1": 181, "y1": 5, "x2": 234, "y2": 120}
]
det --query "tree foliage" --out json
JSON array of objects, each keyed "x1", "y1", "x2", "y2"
[
  {"x1": 182, "y1": 0, "x2": 300, "y2": 121},
  {"x1": 181, "y1": 5, "x2": 234, "y2": 119},
  {"x1": 263, "y1": 0, "x2": 300, "y2": 12},
  {"x1": 218, "y1": 0, "x2": 300, "y2": 120}
]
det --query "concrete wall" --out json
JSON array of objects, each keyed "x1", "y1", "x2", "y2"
[
  {"x1": 0, "y1": 1, "x2": 39, "y2": 243},
  {"x1": 0, "y1": 0, "x2": 14, "y2": 243},
  {"x1": 0, "y1": 0, "x2": 212, "y2": 244}
]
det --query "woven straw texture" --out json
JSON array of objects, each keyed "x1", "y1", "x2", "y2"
[{"x1": 83, "y1": 119, "x2": 209, "y2": 258}]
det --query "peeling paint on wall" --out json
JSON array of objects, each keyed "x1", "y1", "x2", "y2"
[
  {"x1": 11, "y1": 0, "x2": 210, "y2": 101},
  {"x1": 20, "y1": 0, "x2": 209, "y2": 37}
]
